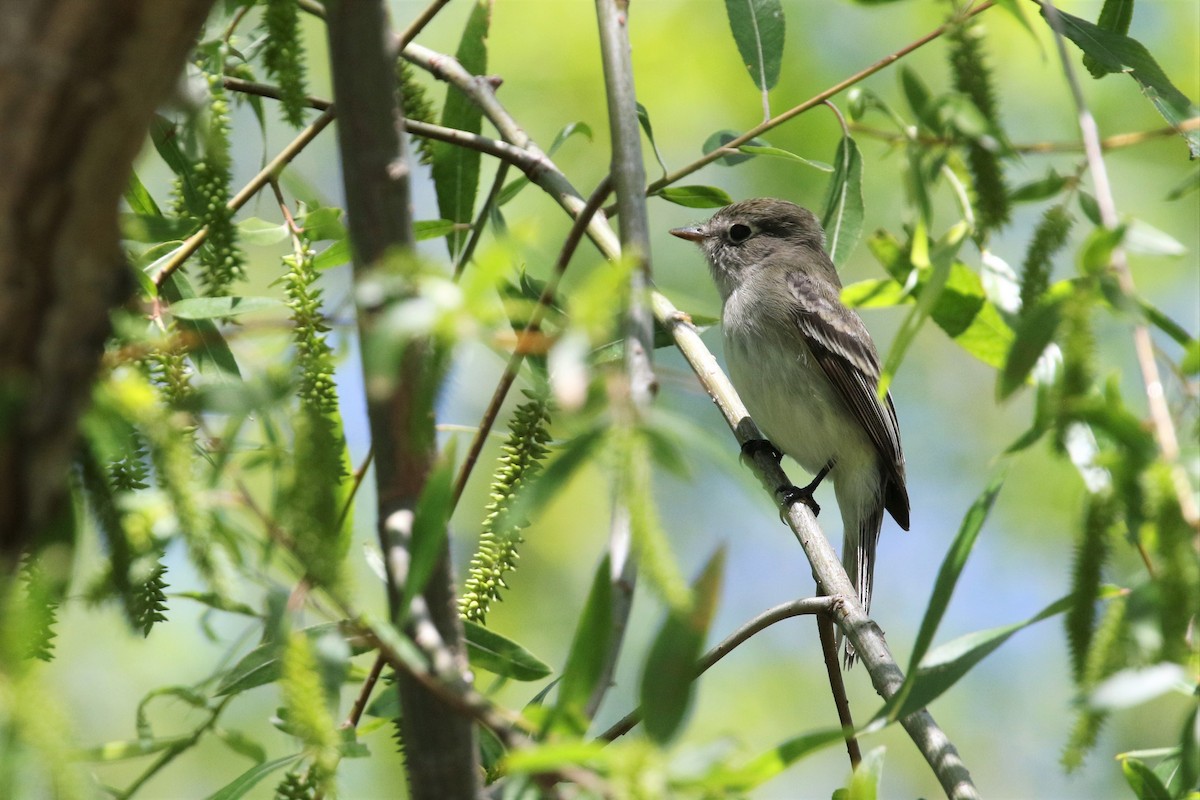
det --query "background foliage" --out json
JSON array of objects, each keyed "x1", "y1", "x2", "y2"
[{"x1": 3, "y1": 0, "x2": 1197, "y2": 798}]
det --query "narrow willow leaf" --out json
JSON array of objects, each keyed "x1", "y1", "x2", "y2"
[
  {"x1": 214, "y1": 622, "x2": 370, "y2": 696},
  {"x1": 640, "y1": 548, "x2": 725, "y2": 744},
  {"x1": 637, "y1": 102, "x2": 670, "y2": 177},
  {"x1": 1009, "y1": 171, "x2": 1070, "y2": 204},
  {"x1": 79, "y1": 734, "x2": 194, "y2": 762},
  {"x1": 160, "y1": 274, "x2": 241, "y2": 377},
  {"x1": 463, "y1": 621, "x2": 552, "y2": 681},
  {"x1": 656, "y1": 185, "x2": 734, "y2": 209},
  {"x1": 723, "y1": 0, "x2": 785, "y2": 91},
  {"x1": 906, "y1": 472, "x2": 1005, "y2": 676},
  {"x1": 883, "y1": 592, "x2": 1081, "y2": 720},
  {"x1": 702, "y1": 129, "x2": 770, "y2": 166},
  {"x1": 236, "y1": 217, "x2": 290, "y2": 246},
  {"x1": 998, "y1": 296, "x2": 1063, "y2": 400},
  {"x1": 548, "y1": 555, "x2": 612, "y2": 735},
  {"x1": 899, "y1": 67, "x2": 938, "y2": 132},
  {"x1": 431, "y1": 0, "x2": 492, "y2": 257},
  {"x1": 1181, "y1": 340, "x2": 1200, "y2": 376},
  {"x1": 204, "y1": 753, "x2": 305, "y2": 800},
  {"x1": 1082, "y1": 0, "x2": 1135, "y2": 78},
  {"x1": 1120, "y1": 757, "x2": 1172, "y2": 800},
  {"x1": 400, "y1": 440, "x2": 458, "y2": 620},
  {"x1": 737, "y1": 145, "x2": 832, "y2": 171},
  {"x1": 1044, "y1": 7, "x2": 1200, "y2": 158},
  {"x1": 846, "y1": 746, "x2": 886, "y2": 800},
  {"x1": 702, "y1": 729, "x2": 844, "y2": 792},
  {"x1": 125, "y1": 170, "x2": 162, "y2": 217},
  {"x1": 170, "y1": 296, "x2": 286, "y2": 320},
  {"x1": 313, "y1": 239, "x2": 350, "y2": 270},
  {"x1": 841, "y1": 278, "x2": 909, "y2": 309},
  {"x1": 820, "y1": 136, "x2": 864, "y2": 268},
  {"x1": 499, "y1": 122, "x2": 592, "y2": 205}
]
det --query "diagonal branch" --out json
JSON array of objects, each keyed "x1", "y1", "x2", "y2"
[{"x1": 403, "y1": 36, "x2": 979, "y2": 799}]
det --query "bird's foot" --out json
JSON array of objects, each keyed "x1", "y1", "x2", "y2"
[
  {"x1": 740, "y1": 438, "x2": 782, "y2": 468},
  {"x1": 776, "y1": 482, "x2": 820, "y2": 520}
]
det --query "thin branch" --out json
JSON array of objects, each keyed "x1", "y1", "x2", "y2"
[
  {"x1": 398, "y1": 0, "x2": 452, "y2": 49},
  {"x1": 450, "y1": 175, "x2": 613, "y2": 506},
  {"x1": 151, "y1": 107, "x2": 336, "y2": 288},
  {"x1": 849, "y1": 119, "x2": 1200, "y2": 153},
  {"x1": 402, "y1": 37, "x2": 978, "y2": 799},
  {"x1": 818, "y1": 611, "x2": 862, "y2": 768},
  {"x1": 1042, "y1": 1, "x2": 1199, "y2": 532},
  {"x1": 598, "y1": 597, "x2": 834, "y2": 742},
  {"x1": 453, "y1": 161, "x2": 508, "y2": 279},
  {"x1": 638, "y1": 1, "x2": 996, "y2": 200}
]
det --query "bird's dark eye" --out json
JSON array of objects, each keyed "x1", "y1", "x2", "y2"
[{"x1": 728, "y1": 223, "x2": 752, "y2": 243}]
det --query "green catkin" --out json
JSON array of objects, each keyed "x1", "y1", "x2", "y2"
[
  {"x1": 263, "y1": 0, "x2": 309, "y2": 128},
  {"x1": 18, "y1": 559, "x2": 58, "y2": 662},
  {"x1": 946, "y1": 19, "x2": 1010, "y2": 235},
  {"x1": 1019, "y1": 205, "x2": 1074, "y2": 316},
  {"x1": 1064, "y1": 494, "x2": 1114, "y2": 683},
  {"x1": 130, "y1": 561, "x2": 169, "y2": 637},
  {"x1": 1062, "y1": 593, "x2": 1127, "y2": 770},
  {"x1": 459, "y1": 391, "x2": 553, "y2": 622},
  {"x1": 195, "y1": 72, "x2": 245, "y2": 296},
  {"x1": 396, "y1": 58, "x2": 437, "y2": 166},
  {"x1": 274, "y1": 770, "x2": 318, "y2": 800}
]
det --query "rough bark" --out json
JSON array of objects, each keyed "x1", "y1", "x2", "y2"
[{"x1": 0, "y1": 0, "x2": 216, "y2": 559}]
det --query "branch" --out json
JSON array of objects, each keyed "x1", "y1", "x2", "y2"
[
  {"x1": 402, "y1": 37, "x2": 978, "y2": 800},
  {"x1": 585, "y1": 0, "x2": 658, "y2": 722},
  {"x1": 598, "y1": 597, "x2": 834, "y2": 742},
  {"x1": 325, "y1": 1, "x2": 478, "y2": 796},
  {"x1": 849, "y1": 118, "x2": 1200, "y2": 153},
  {"x1": 1042, "y1": 1, "x2": 1199, "y2": 532}
]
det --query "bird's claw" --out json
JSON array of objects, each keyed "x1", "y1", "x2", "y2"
[
  {"x1": 776, "y1": 483, "x2": 820, "y2": 521},
  {"x1": 741, "y1": 438, "x2": 782, "y2": 467}
]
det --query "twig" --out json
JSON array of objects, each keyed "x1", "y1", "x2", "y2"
[
  {"x1": 151, "y1": 107, "x2": 336, "y2": 288},
  {"x1": 450, "y1": 176, "x2": 613, "y2": 506},
  {"x1": 818, "y1": 611, "x2": 862, "y2": 768},
  {"x1": 398, "y1": 0, "x2": 452, "y2": 49},
  {"x1": 636, "y1": 1, "x2": 996, "y2": 201},
  {"x1": 598, "y1": 597, "x2": 834, "y2": 742},
  {"x1": 849, "y1": 119, "x2": 1200, "y2": 153},
  {"x1": 453, "y1": 161, "x2": 509, "y2": 279},
  {"x1": 1042, "y1": 1, "x2": 1199, "y2": 532},
  {"x1": 403, "y1": 38, "x2": 978, "y2": 799}
]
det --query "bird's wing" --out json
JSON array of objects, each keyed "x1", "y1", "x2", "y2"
[{"x1": 786, "y1": 269, "x2": 910, "y2": 529}]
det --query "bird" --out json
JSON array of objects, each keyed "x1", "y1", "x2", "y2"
[{"x1": 671, "y1": 198, "x2": 910, "y2": 665}]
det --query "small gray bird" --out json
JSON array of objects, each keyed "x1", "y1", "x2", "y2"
[{"x1": 671, "y1": 198, "x2": 909, "y2": 664}]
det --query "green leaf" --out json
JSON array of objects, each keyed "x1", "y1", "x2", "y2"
[
  {"x1": 463, "y1": 620, "x2": 552, "y2": 681},
  {"x1": 1125, "y1": 219, "x2": 1186, "y2": 256},
  {"x1": 637, "y1": 102, "x2": 670, "y2": 177},
  {"x1": 414, "y1": 219, "x2": 461, "y2": 241},
  {"x1": 702, "y1": 729, "x2": 844, "y2": 791},
  {"x1": 204, "y1": 753, "x2": 305, "y2": 800},
  {"x1": 846, "y1": 746, "x2": 886, "y2": 800},
  {"x1": 214, "y1": 622, "x2": 370, "y2": 696},
  {"x1": 998, "y1": 296, "x2": 1062, "y2": 400},
  {"x1": 899, "y1": 67, "x2": 939, "y2": 132},
  {"x1": 907, "y1": 473, "x2": 1005, "y2": 675},
  {"x1": 313, "y1": 239, "x2": 350, "y2": 270},
  {"x1": 882, "y1": 592, "x2": 1080, "y2": 720},
  {"x1": 548, "y1": 555, "x2": 613, "y2": 735},
  {"x1": 499, "y1": 123, "x2": 592, "y2": 205},
  {"x1": 214, "y1": 728, "x2": 268, "y2": 764},
  {"x1": 236, "y1": 217, "x2": 289, "y2": 246},
  {"x1": 821, "y1": 136, "x2": 865, "y2": 268},
  {"x1": 640, "y1": 548, "x2": 725, "y2": 744},
  {"x1": 160, "y1": 273, "x2": 241, "y2": 377},
  {"x1": 296, "y1": 206, "x2": 345, "y2": 241},
  {"x1": 431, "y1": 0, "x2": 492, "y2": 257},
  {"x1": 78, "y1": 734, "x2": 194, "y2": 762},
  {"x1": 1120, "y1": 757, "x2": 1172, "y2": 800},
  {"x1": 723, "y1": 0, "x2": 786, "y2": 92},
  {"x1": 121, "y1": 213, "x2": 194, "y2": 243},
  {"x1": 1044, "y1": 6, "x2": 1200, "y2": 158},
  {"x1": 1009, "y1": 171, "x2": 1071, "y2": 204},
  {"x1": 737, "y1": 145, "x2": 832, "y2": 171},
  {"x1": 656, "y1": 185, "x2": 734, "y2": 209},
  {"x1": 1181, "y1": 340, "x2": 1200, "y2": 376},
  {"x1": 170, "y1": 296, "x2": 286, "y2": 320},
  {"x1": 841, "y1": 278, "x2": 909, "y2": 309},
  {"x1": 1077, "y1": 224, "x2": 1126, "y2": 276},
  {"x1": 399, "y1": 440, "x2": 458, "y2": 621},
  {"x1": 125, "y1": 170, "x2": 162, "y2": 217},
  {"x1": 1083, "y1": 0, "x2": 1135, "y2": 78},
  {"x1": 702, "y1": 129, "x2": 770, "y2": 166}
]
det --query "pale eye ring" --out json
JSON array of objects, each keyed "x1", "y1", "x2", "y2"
[{"x1": 728, "y1": 223, "x2": 752, "y2": 243}]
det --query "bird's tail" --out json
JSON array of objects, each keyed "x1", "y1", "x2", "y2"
[{"x1": 840, "y1": 501, "x2": 884, "y2": 669}]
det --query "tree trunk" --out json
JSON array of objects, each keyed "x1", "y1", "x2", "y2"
[{"x1": 0, "y1": 0, "x2": 216, "y2": 559}]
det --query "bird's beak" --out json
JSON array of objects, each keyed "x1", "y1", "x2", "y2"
[{"x1": 669, "y1": 225, "x2": 705, "y2": 243}]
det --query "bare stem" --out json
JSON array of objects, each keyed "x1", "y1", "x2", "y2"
[
  {"x1": 1042, "y1": 1, "x2": 1199, "y2": 531},
  {"x1": 818, "y1": 611, "x2": 862, "y2": 768},
  {"x1": 598, "y1": 597, "x2": 835, "y2": 742}
]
